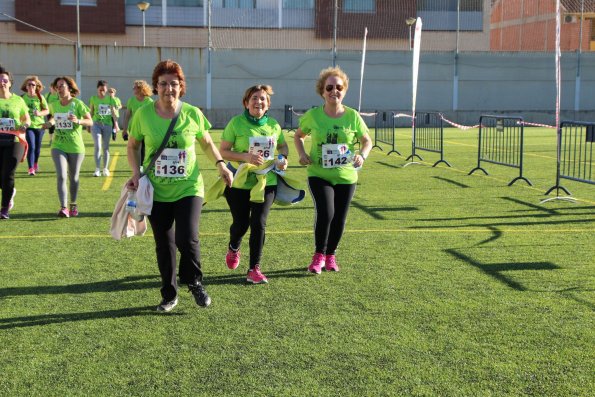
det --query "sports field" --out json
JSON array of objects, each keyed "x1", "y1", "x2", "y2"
[{"x1": 0, "y1": 127, "x2": 593, "y2": 396}]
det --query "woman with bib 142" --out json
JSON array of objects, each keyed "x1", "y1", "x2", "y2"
[{"x1": 294, "y1": 66, "x2": 372, "y2": 274}]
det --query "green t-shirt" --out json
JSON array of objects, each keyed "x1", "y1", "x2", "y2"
[
  {"x1": 221, "y1": 114, "x2": 285, "y2": 189},
  {"x1": 45, "y1": 92, "x2": 60, "y2": 106},
  {"x1": 129, "y1": 102, "x2": 212, "y2": 202},
  {"x1": 126, "y1": 96, "x2": 153, "y2": 117},
  {"x1": 89, "y1": 95, "x2": 117, "y2": 124},
  {"x1": 299, "y1": 105, "x2": 368, "y2": 185},
  {"x1": 22, "y1": 94, "x2": 49, "y2": 129},
  {"x1": 0, "y1": 94, "x2": 29, "y2": 144},
  {"x1": 49, "y1": 98, "x2": 90, "y2": 154},
  {"x1": 110, "y1": 96, "x2": 122, "y2": 118}
]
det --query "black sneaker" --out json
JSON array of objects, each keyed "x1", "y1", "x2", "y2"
[
  {"x1": 156, "y1": 297, "x2": 178, "y2": 312},
  {"x1": 188, "y1": 282, "x2": 211, "y2": 307}
]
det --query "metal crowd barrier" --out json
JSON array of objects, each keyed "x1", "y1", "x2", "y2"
[
  {"x1": 372, "y1": 111, "x2": 400, "y2": 155},
  {"x1": 406, "y1": 111, "x2": 451, "y2": 167},
  {"x1": 469, "y1": 115, "x2": 532, "y2": 186},
  {"x1": 543, "y1": 120, "x2": 594, "y2": 200}
]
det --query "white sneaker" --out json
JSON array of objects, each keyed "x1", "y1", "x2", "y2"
[
  {"x1": 103, "y1": 168, "x2": 110, "y2": 177},
  {"x1": 93, "y1": 168, "x2": 101, "y2": 177}
]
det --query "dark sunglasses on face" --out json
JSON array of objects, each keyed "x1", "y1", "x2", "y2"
[
  {"x1": 325, "y1": 84, "x2": 344, "y2": 92},
  {"x1": 27, "y1": 83, "x2": 37, "y2": 87}
]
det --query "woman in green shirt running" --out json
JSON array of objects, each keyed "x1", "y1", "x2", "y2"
[
  {"x1": 20, "y1": 75, "x2": 49, "y2": 175},
  {"x1": 219, "y1": 84, "x2": 289, "y2": 284},
  {"x1": 127, "y1": 60, "x2": 233, "y2": 312},
  {"x1": 0, "y1": 65, "x2": 30, "y2": 220},
  {"x1": 294, "y1": 66, "x2": 373, "y2": 274}
]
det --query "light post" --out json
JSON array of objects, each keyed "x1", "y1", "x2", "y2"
[
  {"x1": 406, "y1": 17, "x2": 416, "y2": 51},
  {"x1": 137, "y1": 1, "x2": 150, "y2": 47}
]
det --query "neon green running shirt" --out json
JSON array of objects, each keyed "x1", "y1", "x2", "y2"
[
  {"x1": 221, "y1": 114, "x2": 285, "y2": 189},
  {"x1": 299, "y1": 105, "x2": 368, "y2": 185},
  {"x1": 21, "y1": 94, "x2": 49, "y2": 129},
  {"x1": 49, "y1": 98, "x2": 89, "y2": 154},
  {"x1": 129, "y1": 102, "x2": 212, "y2": 202}
]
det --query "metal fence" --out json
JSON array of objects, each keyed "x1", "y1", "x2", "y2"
[
  {"x1": 406, "y1": 112, "x2": 451, "y2": 167},
  {"x1": 468, "y1": 115, "x2": 532, "y2": 186}
]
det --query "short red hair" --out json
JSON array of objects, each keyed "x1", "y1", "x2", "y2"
[{"x1": 151, "y1": 59, "x2": 186, "y2": 97}]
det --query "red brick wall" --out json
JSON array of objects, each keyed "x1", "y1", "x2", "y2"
[{"x1": 15, "y1": 0, "x2": 125, "y2": 34}]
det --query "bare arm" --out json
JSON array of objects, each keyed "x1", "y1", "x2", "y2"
[
  {"x1": 126, "y1": 135, "x2": 143, "y2": 190},
  {"x1": 199, "y1": 131, "x2": 233, "y2": 187},
  {"x1": 353, "y1": 132, "x2": 372, "y2": 168},
  {"x1": 293, "y1": 128, "x2": 312, "y2": 165}
]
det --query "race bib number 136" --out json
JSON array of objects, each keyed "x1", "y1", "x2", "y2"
[{"x1": 155, "y1": 148, "x2": 187, "y2": 178}]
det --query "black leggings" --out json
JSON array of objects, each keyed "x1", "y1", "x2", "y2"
[
  {"x1": 224, "y1": 186, "x2": 276, "y2": 269},
  {"x1": 0, "y1": 141, "x2": 24, "y2": 208},
  {"x1": 308, "y1": 177, "x2": 356, "y2": 255},
  {"x1": 148, "y1": 196, "x2": 204, "y2": 301}
]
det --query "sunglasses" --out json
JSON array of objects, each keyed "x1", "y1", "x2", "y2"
[
  {"x1": 27, "y1": 83, "x2": 38, "y2": 87},
  {"x1": 325, "y1": 84, "x2": 344, "y2": 92},
  {"x1": 0, "y1": 78, "x2": 9, "y2": 84}
]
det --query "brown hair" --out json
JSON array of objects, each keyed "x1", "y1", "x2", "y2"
[
  {"x1": 0, "y1": 65, "x2": 13, "y2": 85},
  {"x1": 151, "y1": 60, "x2": 186, "y2": 97},
  {"x1": 315, "y1": 66, "x2": 349, "y2": 97},
  {"x1": 20, "y1": 75, "x2": 45, "y2": 93},
  {"x1": 133, "y1": 80, "x2": 152, "y2": 97},
  {"x1": 52, "y1": 76, "x2": 80, "y2": 97},
  {"x1": 242, "y1": 84, "x2": 274, "y2": 108}
]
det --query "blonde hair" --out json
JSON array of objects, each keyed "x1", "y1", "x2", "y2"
[
  {"x1": 133, "y1": 80, "x2": 152, "y2": 97},
  {"x1": 315, "y1": 66, "x2": 349, "y2": 97},
  {"x1": 20, "y1": 75, "x2": 45, "y2": 94}
]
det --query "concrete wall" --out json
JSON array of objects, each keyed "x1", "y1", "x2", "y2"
[{"x1": 1, "y1": 43, "x2": 594, "y2": 127}]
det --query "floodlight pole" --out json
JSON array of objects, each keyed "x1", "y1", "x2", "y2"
[
  {"x1": 76, "y1": 0, "x2": 81, "y2": 93},
  {"x1": 206, "y1": 0, "x2": 212, "y2": 110},
  {"x1": 453, "y1": 0, "x2": 460, "y2": 111},
  {"x1": 137, "y1": 2, "x2": 151, "y2": 47},
  {"x1": 332, "y1": 0, "x2": 338, "y2": 67},
  {"x1": 406, "y1": 18, "x2": 416, "y2": 51}
]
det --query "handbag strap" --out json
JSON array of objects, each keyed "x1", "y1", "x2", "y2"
[{"x1": 141, "y1": 100, "x2": 183, "y2": 177}]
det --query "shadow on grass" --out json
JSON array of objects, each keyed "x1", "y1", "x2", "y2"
[
  {"x1": 445, "y1": 248, "x2": 560, "y2": 291},
  {"x1": 0, "y1": 275, "x2": 159, "y2": 298},
  {"x1": 432, "y1": 176, "x2": 470, "y2": 188},
  {"x1": 351, "y1": 200, "x2": 417, "y2": 220},
  {"x1": 376, "y1": 161, "x2": 401, "y2": 169},
  {"x1": 205, "y1": 267, "x2": 310, "y2": 285},
  {"x1": 9, "y1": 212, "x2": 114, "y2": 220},
  {"x1": 0, "y1": 305, "x2": 171, "y2": 330}
]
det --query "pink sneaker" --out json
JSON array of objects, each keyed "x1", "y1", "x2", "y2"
[
  {"x1": 247, "y1": 265, "x2": 268, "y2": 284},
  {"x1": 28, "y1": 167, "x2": 35, "y2": 176},
  {"x1": 325, "y1": 255, "x2": 340, "y2": 272},
  {"x1": 69, "y1": 203, "x2": 79, "y2": 217},
  {"x1": 226, "y1": 248, "x2": 240, "y2": 270},
  {"x1": 308, "y1": 253, "x2": 325, "y2": 274},
  {"x1": 57, "y1": 207, "x2": 70, "y2": 218},
  {"x1": 34, "y1": 163, "x2": 39, "y2": 172}
]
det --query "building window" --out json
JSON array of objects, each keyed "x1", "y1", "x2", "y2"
[
  {"x1": 125, "y1": 0, "x2": 163, "y2": 5},
  {"x1": 343, "y1": 0, "x2": 375, "y2": 14},
  {"x1": 61, "y1": 0, "x2": 97, "y2": 5},
  {"x1": 417, "y1": 0, "x2": 482, "y2": 12},
  {"x1": 168, "y1": 0, "x2": 203, "y2": 5},
  {"x1": 283, "y1": 0, "x2": 314, "y2": 8},
  {"x1": 213, "y1": 0, "x2": 256, "y2": 8}
]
